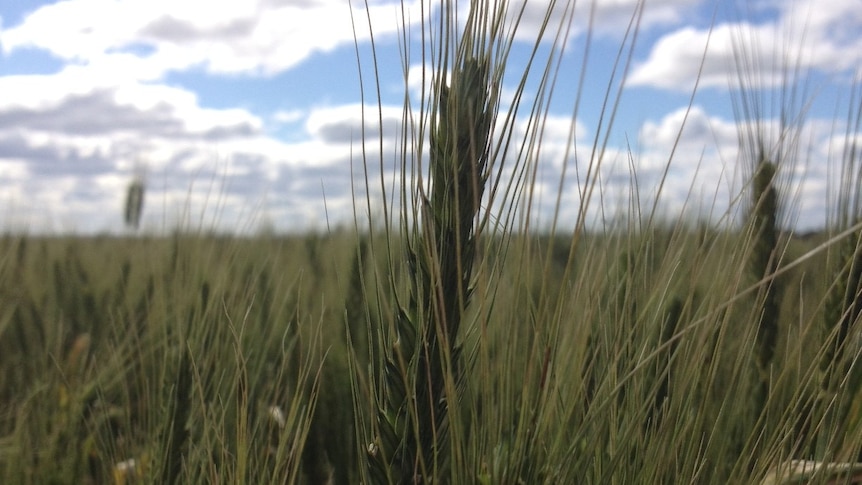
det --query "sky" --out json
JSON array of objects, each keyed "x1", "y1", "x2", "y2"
[{"x1": 0, "y1": 0, "x2": 860, "y2": 234}]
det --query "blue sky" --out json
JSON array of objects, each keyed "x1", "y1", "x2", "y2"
[{"x1": 0, "y1": 0, "x2": 859, "y2": 234}]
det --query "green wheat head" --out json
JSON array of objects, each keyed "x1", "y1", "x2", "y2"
[
  {"x1": 749, "y1": 154, "x2": 780, "y2": 409},
  {"x1": 124, "y1": 176, "x2": 145, "y2": 230},
  {"x1": 368, "y1": 56, "x2": 494, "y2": 483}
]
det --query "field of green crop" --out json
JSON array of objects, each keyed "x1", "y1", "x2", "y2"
[
  {"x1": 0, "y1": 226, "x2": 859, "y2": 484},
  {"x1": 3, "y1": 1, "x2": 862, "y2": 484}
]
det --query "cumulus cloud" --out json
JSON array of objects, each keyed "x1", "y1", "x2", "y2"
[
  {"x1": 626, "y1": 104, "x2": 857, "y2": 230},
  {"x1": 628, "y1": 0, "x2": 862, "y2": 91},
  {"x1": 505, "y1": 99, "x2": 859, "y2": 233},
  {"x1": 0, "y1": 0, "x2": 433, "y2": 233},
  {"x1": 507, "y1": 0, "x2": 700, "y2": 45},
  {"x1": 0, "y1": 0, "x2": 417, "y2": 79},
  {"x1": 0, "y1": 61, "x2": 405, "y2": 233}
]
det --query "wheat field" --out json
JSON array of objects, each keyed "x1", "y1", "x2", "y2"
[{"x1": 3, "y1": 0, "x2": 862, "y2": 484}]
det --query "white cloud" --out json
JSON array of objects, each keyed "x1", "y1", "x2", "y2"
[
  {"x1": 629, "y1": 0, "x2": 862, "y2": 91},
  {"x1": 508, "y1": 0, "x2": 699, "y2": 45},
  {"x1": 503, "y1": 101, "x2": 850, "y2": 232},
  {"x1": 639, "y1": 105, "x2": 738, "y2": 159},
  {"x1": 0, "y1": 0, "x2": 418, "y2": 79},
  {"x1": 589, "y1": 0, "x2": 700, "y2": 31},
  {"x1": 0, "y1": 61, "x2": 412, "y2": 232},
  {"x1": 627, "y1": 104, "x2": 857, "y2": 230},
  {"x1": 272, "y1": 109, "x2": 304, "y2": 124}
]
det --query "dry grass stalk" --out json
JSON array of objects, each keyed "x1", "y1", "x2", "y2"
[{"x1": 761, "y1": 460, "x2": 862, "y2": 485}]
